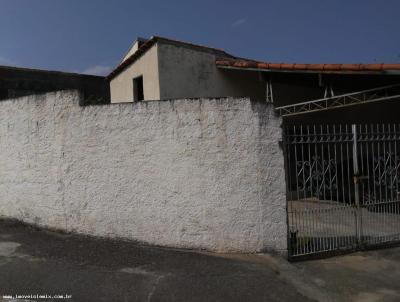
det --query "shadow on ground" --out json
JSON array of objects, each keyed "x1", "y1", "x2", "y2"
[
  {"x1": 1, "y1": 219, "x2": 400, "y2": 302},
  {"x1": 0, "y1": 219, "x2": 310, "y2": 302}
]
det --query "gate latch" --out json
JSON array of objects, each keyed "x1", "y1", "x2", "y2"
[{"x1": 353, "y1": 175, "x2": 369, "y2": 184}]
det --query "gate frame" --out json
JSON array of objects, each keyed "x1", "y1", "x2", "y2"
[{"x1": 284, "y1": 123, "x2": 400, "y2": 261}]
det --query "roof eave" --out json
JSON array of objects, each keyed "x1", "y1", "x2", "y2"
[
  {"x1": 215, "y1": 60, "x2": 400, "y2": 75},
  {"x1": 107, "y1": 36, "x2": 235, "y2": 81},
  {"x1": 216, "y1": 64, "x2": 400, "y2": 75},
  {"x1": 107, "y1": 38, "x2": 157, "y2": 81}
]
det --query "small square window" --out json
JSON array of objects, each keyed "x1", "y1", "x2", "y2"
[{"x1": 133, "y1": 76, "x2": 144, "y2": 101}]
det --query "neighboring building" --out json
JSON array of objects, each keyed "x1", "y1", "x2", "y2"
[
  {"x1": 108, "y1": 35, "x2": 400, "y2": 124},
  {"x1": 0, "y1": 65, "x2": 110, "y2": 105},
  {"x1": 107, "y1": 36, "x2": 267, "y2": 102}
]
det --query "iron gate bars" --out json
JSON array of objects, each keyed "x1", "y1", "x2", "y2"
[
  {"x1": 356, "y1": 124, "x2": 400, "y2": 247},
  {"x1": 284, "y1": 124, "x2": 400, "y2": 259}
]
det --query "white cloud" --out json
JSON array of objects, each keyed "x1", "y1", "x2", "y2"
[
  {"x1": 81, "y1": 65, "x2": 113, "y2": 76},
  {"x1": 0, "y1": 56, "x2": 16, "y2": 66},
  {"x1": 231, "y1": 18, "x2": 247, "y2": 28}
]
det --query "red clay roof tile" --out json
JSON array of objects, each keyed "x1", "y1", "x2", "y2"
[
  {"x1": 108, "y1": 36, "x2": 400, "y2": 80},
  {"x1": 216, "y1": 59, "x2": 400, "y2": 73}
]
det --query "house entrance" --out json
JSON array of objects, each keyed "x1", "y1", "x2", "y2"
[{"x1": 284, "y1": 124, "x2": 400, "y2": 259}]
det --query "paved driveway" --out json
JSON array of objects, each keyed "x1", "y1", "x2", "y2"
[
  {"x1": 293, "y1": 248, "x2": 400, "y2": 302},
  {"x1": 0, "y1": 219, "x2": 399, "y2": 302}
]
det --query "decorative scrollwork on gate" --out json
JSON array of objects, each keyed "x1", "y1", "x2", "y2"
[
  {"x1": 285, "y1": 124, "x2": 400, "y2": 259},
  {"x1": 296, "y1": 155, "x2": 337, "y2": 200},
  {"x1": 370, "y1": 151, "x2": 400, "y2": 199}
]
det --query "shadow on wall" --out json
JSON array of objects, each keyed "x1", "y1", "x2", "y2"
[{"x1": 0, "y1": 65, "x2": 110, "y2": 105}]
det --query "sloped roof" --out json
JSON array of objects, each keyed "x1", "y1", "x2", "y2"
[
  {"x1": 119, "y1": 37, "x2": 148, "y2": 64},
  {"x1": 108, "y1": 35, "x2": 400, "y2": 80},
  {"x1": 216, "y1": 58, "x2": 400, "y2": 74},
  {"x1": 107, "y1": 36, "x2": 235, "y2": 80}
]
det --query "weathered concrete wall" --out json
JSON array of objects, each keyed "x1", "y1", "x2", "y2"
[
  {"x1": 0, "y1": 90, "x2": 286, "y2": 253},
  {"x1": 157, "y1": 42, "x2": 266, "y2": 101},
  {"x1": 110, "y1": 44, "x2": 160, "y2": 103}
]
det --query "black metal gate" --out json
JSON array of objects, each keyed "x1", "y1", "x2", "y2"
[{"x1": 284, "y1": 124, "x2": 400, "y2": 260}]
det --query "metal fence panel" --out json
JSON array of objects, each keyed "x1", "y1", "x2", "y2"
[{"x1": 284, "y1": 124, "x2": 400, "y2": 259}]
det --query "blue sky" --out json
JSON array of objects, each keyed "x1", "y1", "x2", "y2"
[{"x1": 0, "y1": 0, "x2": 399, "y2": 76}]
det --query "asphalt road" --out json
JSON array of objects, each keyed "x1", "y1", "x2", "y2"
[
  {"x1": 0, "y1": 220, "x2": 311, "y2": 302},
  {"x1": 1, "y1": 219, "x2": 399, "y2": 302}
]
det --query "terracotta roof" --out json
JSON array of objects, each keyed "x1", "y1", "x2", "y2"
[
  {"x1": 107, "y1": 36, "x2": 234, "y2": 80},
  {"x1": 108, "y1": 36, "x2": 400, "y2": 80},
  {"x1": 215, "y1": 58, "x2": 400, "y2": 74}
]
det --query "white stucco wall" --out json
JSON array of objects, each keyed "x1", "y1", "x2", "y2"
[{"x1": 0, "y1": 90, "x2": 287, "y2": 253}]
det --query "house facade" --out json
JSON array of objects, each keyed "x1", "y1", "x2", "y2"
[
  {"x1": 108, "y1": 36, "x2": 266, "y2": 103},
  {"x1": 1, "y1": 35, "x2": 400, "y2": 258},
  {"x1": 108, "y1": 36, "x2": 400, "y2": 118},
  {"x1": 108, "y1": 36, "x2": 400, "y2": 259}
]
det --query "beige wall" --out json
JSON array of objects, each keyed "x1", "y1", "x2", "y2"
[
  {"x1": 110, "y1": 43, "x2": 160, "y2": 103},
  {"x1": 110, "y1": 41, "x2": 266, "y2": 103},
  {"x1": 157, "y1": 43, "x2": 266, "y2": 101},
  {"x1": 121, "y1": 40, "x2": 141, "y2": 63}
]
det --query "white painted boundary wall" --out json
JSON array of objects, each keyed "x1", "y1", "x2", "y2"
[{"x1": 0, "y1": 90, "x2": 287, "y2": 253}]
